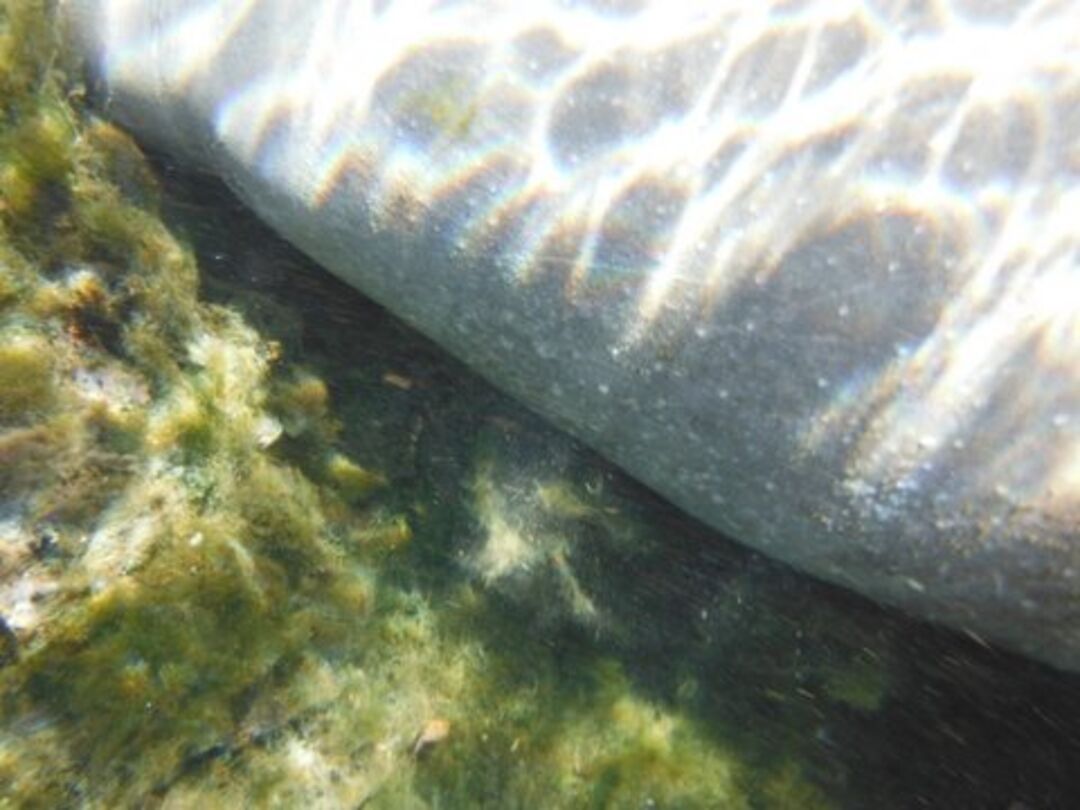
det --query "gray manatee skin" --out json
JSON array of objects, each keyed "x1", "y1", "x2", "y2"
[{"x1": 62, "y1": 0, "x2": 1080, "y2": 669}]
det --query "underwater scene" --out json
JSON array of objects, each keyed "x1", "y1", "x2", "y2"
[{"x1": 2, "y1": 1, "x2": 1080, "y2": 807}]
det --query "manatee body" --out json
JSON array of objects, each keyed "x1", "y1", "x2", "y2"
[{"x1": 62, "y1": 0, "x2": 1080, "y2": 669}]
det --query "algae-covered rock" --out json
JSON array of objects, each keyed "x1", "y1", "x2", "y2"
[
  {"x1": 0, "y1": 334, "x2": 54, "y2": 423},
  {"x1": 0, "y1": 0, "x2": 383, "y2": 802}
]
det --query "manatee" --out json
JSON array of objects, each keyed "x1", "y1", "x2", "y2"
[{"x1": 60, "y1": 0, "x2": 1080, "y2": 670}]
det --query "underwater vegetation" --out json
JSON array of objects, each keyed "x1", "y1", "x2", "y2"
[{"x1": 3, "y1": 1, "x2": 1080, "y2": 808}]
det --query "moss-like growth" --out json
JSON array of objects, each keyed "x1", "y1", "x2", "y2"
[
  {"x1": 0, "y1": 2, "x2": 379, "y2": 802},
  {"x1": 0, "y1": 103, "x2": 76, "y2": 253},
  {"x1": 326, "y1": 451, "x2": 387, "y2": 501},
  {"x1": 0, "y1": 0, "x2": 59, "y2": 107},
  {"x1": 550, "y1": 666, "x2": 747, "y2": 808},
  {"x1": 81, "y1": 120, "x2": 161, "y2": 210},
  {"x1": 351, "y1": 511, "x2": 413, "y2": 556},
  {"x1": 22, "y1": 521, "x2": 294, "y2": 762},
  {"x1": 272, "y1": 371, "x2": 332, "y2": 437},
  {"x1": 0, "y1": 333, "x2": 54, "y2": 422},
  {"x1": 0, "y1": 260, "x2": 19, "y2": 309},
  {"x1": 4, "y1": 103, "x2": 75, "y2": 185}
]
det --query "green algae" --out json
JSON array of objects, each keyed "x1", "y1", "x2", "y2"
[
  {"x1": 0, "y1": 1, "x2": 378, "y2": 802},
  {"x1": 411, "y1": 651, "x2": 748, "y2": 808},
  {"x1": 4, "y1": 2, "x2": 1080, "y2": 808},
  {"x1": 0, "y1": 334, "x2": 55, "y2": 422},
  {"x1": 325, "y1": 452, "x2": 387, "y2": 502}
]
